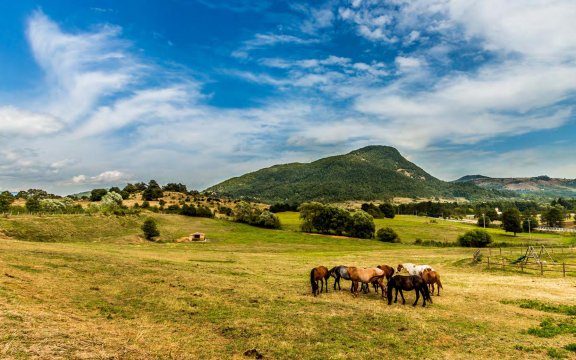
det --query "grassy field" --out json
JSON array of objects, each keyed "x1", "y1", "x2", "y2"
[
  {"x1": 1, "y1": 213, "x2": 576, "y2": 359},
  {"x1": 278, "y1": 212, "x2": 575, "y2": 246}
]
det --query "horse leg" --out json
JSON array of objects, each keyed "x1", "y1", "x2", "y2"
[
  {"x1": 352, "y1": 281, "x2": 359, "y2": 296},
  {"x1": 325, "y1": 277, "x2": 329, "y2": 293},
  {"x1": 413, "y1": 289, "x2": 420, "y2": 307},
  {"x1": 394, "y1": 288, "x2": 398, "y2": 303},
  {"x1": 399, "y1": 289, "x2": 406, "y2": 305}
]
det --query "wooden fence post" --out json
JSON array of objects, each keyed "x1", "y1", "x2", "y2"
[
  {"x1": 489, "y1": 248, "x2": 492, "y2": 257},
  {"x1": 487, "y1": 256, "x2": 490, "y2": 270},
  {"x1": 540, "y1": 262, "x2": 544, "y2": 276},
  {"x1": 499, "y1": 247, "x2": 502, "y2": 256},
  {"x1": 563, "y1": 263, "x2": 566, "y2": 277},
  {"x1": 501, "y1": 258, "x2": 505, "y2": 271}
]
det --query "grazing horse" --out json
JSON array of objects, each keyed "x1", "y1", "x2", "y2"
[
  {"x1": 347, "y1": 267, "x2": 386, "y2": 297},
  {"x1": 369, "y1": 265, "x2": 395, "y2": 295},
  {"x1": 420, "y1": 269, "x2": 443, "y2": 296},
  {"x1": 329, "y1": 265, "x2": 352, "y2": 291},
  {"x1": 310, "y1": 266, "x2": 330, "y2": 296},
  {"x1": 397, "y1": 263, "x2": 434, "y2": 276},
  {"x1": 387, "y1": 275, "x2": 432, "y2": 307}
]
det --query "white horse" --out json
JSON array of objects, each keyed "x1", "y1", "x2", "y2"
[{"x1": 397, "y1": 263, "x2": 434, "y2": 276}]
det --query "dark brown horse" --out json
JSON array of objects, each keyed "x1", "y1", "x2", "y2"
[
  {"x1": 387, "y1": 275, "x2": 432, "y2": 307},
  {"x1": 310, "y1": 266, "x2": 330, "y2": 296},
  {"x1": 420, "y1": 269, "x2": 443, "y2": 296}
]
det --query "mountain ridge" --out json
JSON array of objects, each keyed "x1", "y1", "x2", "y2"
[
  {"x1": 454, "y1": 174, "x2": 576, "y2": 197},
  {"x1": 206, "y1": 145, "x2": 508, "y2": 203}
]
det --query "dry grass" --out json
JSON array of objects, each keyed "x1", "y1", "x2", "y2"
[{"x1": 1, "y1": 214, "x2": 576, "y2": 359}]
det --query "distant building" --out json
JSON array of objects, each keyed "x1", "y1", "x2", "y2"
[{"x1": 190, "y1": 232, "x2": 206, "y2": 241}]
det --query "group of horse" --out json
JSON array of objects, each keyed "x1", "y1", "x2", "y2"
[{"x1": 310, "y1": 263, "x2": 443, "y2": 307}]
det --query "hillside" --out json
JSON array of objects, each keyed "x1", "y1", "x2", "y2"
[
  {"x1": 206, "y1": 146, "x2": 507, "y2": 203},
  {"x1": 455, "y1": 175, "x2": 576, "y2": 198}
]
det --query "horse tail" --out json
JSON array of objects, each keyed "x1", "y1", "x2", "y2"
[
  {"x1": 310, "y1": 268, "x2": 318, "y2": 295},
  {"x1": 422, "y1": 281, "x2": 432, "y2": 302},
  {"x1": 437, "y1": 274, "x2": 443, "y2": 289},
  {"x1": 386, "y1": 279, "x2": 394, "y2": 304}
]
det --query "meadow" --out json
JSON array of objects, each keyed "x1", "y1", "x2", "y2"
[{"x1": 1, "y1": 212, "x2": 576, "y2": 359}]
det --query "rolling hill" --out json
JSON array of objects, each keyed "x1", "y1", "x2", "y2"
[
  {"x1": 454, "y1": 175, "x2": 576, "y2": 198},
  {"x1": 205, "y1": 145, "x2": 508, "y2": 203}
]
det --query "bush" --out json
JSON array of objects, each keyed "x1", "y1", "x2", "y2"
[
  {"x1": 349, "y1": 211, "x2": 375, "y2": 239},
  {"x1": 376, "y1": 227, "x2": 400, "y2": 243},
  {"x1": 141, "y1": 218, "x2": 160, "y2": 240},
  {"x1": 90, "y1": 189, "x2": 108, "y2": 202},
  {"x1": 458, "y1": 229, "x2": 492, "y2": 247},
  {"x1": 378, "y1": 203, "x2": 396, "y2": 219},
  {"x1": 235, "y1": 201, "x2": 280, "y2": 229}
]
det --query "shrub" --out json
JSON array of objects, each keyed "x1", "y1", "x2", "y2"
[
  {"x1": 90, "y1": 189, "x2": 108, "y2": 202},
  {"x1": 0, "y1": 191, "x2": 14, "y2": 212},
  {"x1": 458, "y1": 229, "x2": 492, "y2": 247},
  {"x1": 349, "y1": 210, "x2": 375, "y2": 239},
  {"x1": 376, "y1": 227, "x2": 400, "y2": 243},
  {"x1": 378, "y1": 203, "x2": 396, "y2": 219},
  {"x1": 141, "y1": 218, "x2": 160, "y2": 240},
  {"x1": 256, "y1": 210, "x2": 281, "y2": 229},
  {"x1": 25, "y1": 196, "x2": 41, "y2": 212},
  {"x1": 235, "y1": 201, "x2": 280, "y2": 229}
]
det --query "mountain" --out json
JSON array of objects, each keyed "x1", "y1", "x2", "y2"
[
  {"x1": 205, "y1": 146, "x2": 507, "y2": 203},
  {"x1": 454, "y1": 175, "x2": 576, "y2": 198}
]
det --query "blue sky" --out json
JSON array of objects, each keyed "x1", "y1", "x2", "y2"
[{"x1": 0, "y1": 0, "x2": 575, "y2": 194}]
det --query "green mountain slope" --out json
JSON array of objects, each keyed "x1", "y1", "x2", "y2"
[
  {"x1": 455, "y1": 175, "x2": 576, "y2": 198},
  {"x1": 206, "y1": 146, "x2": 507, "y2": 203}
]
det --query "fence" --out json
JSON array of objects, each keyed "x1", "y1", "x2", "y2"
[
  {"x1": 474, "y1": 246, "x2": 576, "y2": 277},
  {"x1": 535, "y1": 226, "x2": 576, "y2": 233}
]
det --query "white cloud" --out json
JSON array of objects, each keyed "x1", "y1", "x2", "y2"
[
  {"x1": 446, "y1": 0, "x2": 576, "y2": 59},
  {"x1": 0, "y1": 106, "x2": 64, "y2": 136},
  {"x1": 394, "y1": 56, "x2": 425, "y2": 72},
  {"x1": 71, "y1": 170, "x2": 129, "y2": 184}
]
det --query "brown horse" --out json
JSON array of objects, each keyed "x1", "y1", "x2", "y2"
[
  {"x1": 420, "y1": 269, "x2": 443, "y2": 296},
  {"x1": 347, "y1": 267, "x2": 386, "y2": 297},
  {"x1": 369, "y1": 265, "x2": 395, "y2": 295},
  {"x1": 310, "y1": 266, "x2": 330, "y2": 296}
]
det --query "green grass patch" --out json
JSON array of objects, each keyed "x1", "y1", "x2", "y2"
[
  {"x1": 564, "y1": 343, "x2": 576, "y2": 352},
  {"x1": 502, "y1": 299, "x2": 576, "y2": 316},
  {"x1": 527, "y1": 318, "x2": 576, "y2": 338},
  {"x1": 547, "y1": 347, "x2": 568, "y2": 359}
]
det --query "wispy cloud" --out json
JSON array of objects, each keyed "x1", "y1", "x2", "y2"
[
  {"x1": 232, "y1": 33, "x2": 319, "y2": 59},
  {"x1": 26, "y1": 11, "x2": 138, "y2": 125}
]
